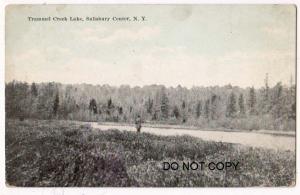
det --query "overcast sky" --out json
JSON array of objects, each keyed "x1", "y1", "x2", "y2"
[{"x1": 5, "y1": 5, "x2": 296, "y2": 88}]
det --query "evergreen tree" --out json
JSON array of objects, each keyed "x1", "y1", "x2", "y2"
[
  {"x1": 289, "y1": 83, "x2": 296, "y2": 120},
  {"x1": 226, "y1": 92, "x2": 237, "y2": 118},
  {"x1": 238, "y1": 93, "x2": 245, "y2": 116},
  {"x1": 146, "y1": 97, "x2": 153, "y2": 114},
  {"x1": 118, "y1": 106, "x2": 123, "y2": 115},
  {"x1": 210, "y1": 94, "x2": 218, "y2": 120},
  {"x1": 271, "y1": 82, "x2": 283, "y2": 118},
  {"x1": 31, "y1": 82, "x2": 38, "y2": 97},
  {"x1": 204, "y1": 99, "x2": 210, "y2": 119},
  {"x1": 107, "y1": 98, "x2": 113, "y2": 109},
  {"x1": 181, "y1": 100, "x2": 188, "y2": 122},
  {"x1": 53, "y1": 92, "x2": 59, "y2": 116},
  {"x1": 172, "y1": 105, "x2": 180, "y2": 119},
  {"x1": 196, "y1": 101, "x2": 202, "y2": 118},
  {"x1": 28, "y1": 82, "x2": 38, "y2": 118},
  {"x1": 182, "y1": 101, "x2": 186, "y2": 109},
  {"x1": 160, "y1": 88, "x2": 169, "y2": 119},
  {"x1": 89, "y1": 99, "x2": 98, "y2": 114},
  {"x1": 153, "y1": 91, "x2": 161, "y2": 120},
  {"x1": 290, "y1": 102, "x2": 296, "y2": 120},
  {"x1": 248, "y1": 87, "x2": 257, "y2": 115},
  {"x1": 288, "y1": 76, "x2": 296, "y2": 120}
]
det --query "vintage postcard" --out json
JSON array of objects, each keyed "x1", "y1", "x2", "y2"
[{"x1": 5, "y1": 4, "x2": 296, "y2": 187}]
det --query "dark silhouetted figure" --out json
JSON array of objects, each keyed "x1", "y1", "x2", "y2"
[{"x1": 135, "y1": 115, "x2": 142, "y2": 133}]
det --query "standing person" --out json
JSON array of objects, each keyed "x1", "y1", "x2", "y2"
[{"x1": 135, "y1": 115, "x2": 142, "y2": 133}]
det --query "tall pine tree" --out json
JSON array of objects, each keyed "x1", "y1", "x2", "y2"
[
  {"x1": 31, "y1": 82, "x2": 38, "y2": 97},
  {"x1": 248, "y1": 87, "x2": 257, "y2": 115},
  {"x1": 53, "y1": 92, "x2": 59, "y2": 117},
  {"x1": 160, "y1": 88, "x2": 169, "y2": 119},
  {"x1": 210, "y1": 94, "x2": 218, "y2": 120},
  {"x1": 204, "y1": 99, "x2": 210, "y2": 120},
  {"x1": 226, "y1": 92, "x2": 237, "y2": 118},
  {"x1": 196, "y1": 101, "x2": 202, "y2": 118},
  {"x1": 238, "y1": 93, "x2": 245, "y2": 116}
]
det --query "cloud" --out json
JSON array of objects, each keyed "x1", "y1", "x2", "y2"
[
  {"x1": 73, "y1": 26, "x2": 107, "y2": 37},
  {"x1": 78, "y1": 26, "x2": 161, "y2": 43},
  {"x1": 17, "y1": 49, "x2": 40, "y2": 61},
  {"x1": 118, "y1": 46, "x2": 211, "y2": 87},
  {"x1": 121, "y1": 46, "x2": 295, "y2": 88},
  {"x1": 6, "y1": 49, "x2": 46, "y2": 82},
  {"x1": 150, "y1": 45, "x2": 187, "y2": 54},
  {"x1": 6, "y1": 39, "x2": 294, "y2": 88},
  {"x1": 213, "y1": 50, "x2": 295, "y2": 87}
]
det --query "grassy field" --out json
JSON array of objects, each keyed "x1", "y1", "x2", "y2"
[{"x1": 5, "y1": 119, "x2": 295, "y2": 187}]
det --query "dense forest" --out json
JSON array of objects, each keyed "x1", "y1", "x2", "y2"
[{"x1": 5, "y1": 76, "x2": 296, "y2": 131}]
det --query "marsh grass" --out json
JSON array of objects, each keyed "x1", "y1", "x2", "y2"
[{"x1": 5, "y1": 119, "x2": 295, "y2": 187}]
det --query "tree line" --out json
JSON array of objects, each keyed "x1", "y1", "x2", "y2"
[{"x1": 5, "y1": 75, "x2": 296, "y2": 130}]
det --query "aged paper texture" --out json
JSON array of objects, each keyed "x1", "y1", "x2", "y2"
[{"x1": 5, "y1": 5, "x2": 296, "y2": 187}]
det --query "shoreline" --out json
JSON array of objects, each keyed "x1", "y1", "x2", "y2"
[{"x1": 93, "y1": 121, "x2": 296, "y2": 137}]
